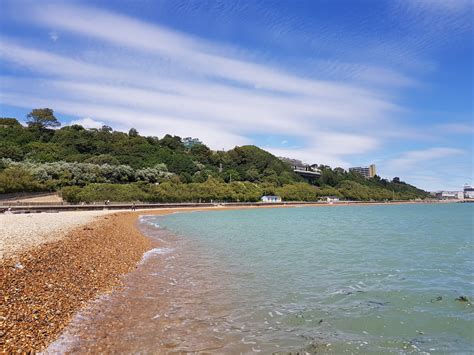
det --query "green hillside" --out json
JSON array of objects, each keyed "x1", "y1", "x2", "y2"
[{"x1": 0, "y1": 110, "x2": 429, "y2": 202}]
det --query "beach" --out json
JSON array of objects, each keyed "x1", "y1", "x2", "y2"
[
  {"x1": 0, "y1": 210, "x2": 116, "y2": 259},
  {"x1": 0, "y1": 210, "x2": 152, "y2": 352},
  {"x1": 1, "y1": 206, "x2": 250, "y2": 351},
  {"x1": 0, "y1": 201, "x2": 465, "y2": 352}
]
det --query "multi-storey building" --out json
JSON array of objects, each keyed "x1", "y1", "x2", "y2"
[
  {"x1": 349, "y1": 164, "x2": 376, "y2": 178},
  {"x1": 279, "y1": 157, "x2": 321, "y2": 179},
  {"x1": 464, "y1": 185, "x2": 474, "y2": 199},
  {"x1": 435, "y1": 191, "x2": 464, "y2": 200}
]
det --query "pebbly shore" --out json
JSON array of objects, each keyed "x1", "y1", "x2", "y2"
[
  {"x1": 0, "y1": 201, "x2": 450, "y2": 352},
  {"x1": 0, "y1": 211, "x2": 152, "y2": 352},
  {"x1": 0, "y1": 211, "x2": 115, "y2": 259}
]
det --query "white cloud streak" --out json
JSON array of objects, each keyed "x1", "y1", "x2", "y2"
[
  {"x1": 0, "y1": 2, "x2": 471, "y2": 188},
  {"x1": 388, "y1": 147, "x2": 465, "y2": 171},
  {"x1": 0, "y1": 2, "x2": 406, "y2": 160},
  {"x1": 380, "y1": 147, "x2": 470, "y2": 190}
]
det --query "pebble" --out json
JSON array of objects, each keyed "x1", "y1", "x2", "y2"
[{"x1": 0, "y1": 211, "x2": 151, "y2": 352}]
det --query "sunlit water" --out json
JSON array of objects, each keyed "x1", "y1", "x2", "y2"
[{"x1": 49, "y1": 203, "x2": 473, "y2": 354}]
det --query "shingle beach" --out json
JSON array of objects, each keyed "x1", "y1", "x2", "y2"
[
  {"x1": 0, "y1": 211, "x2": 114, "y2": 259},
  {"x1": 0, "y1": 211, "x2": 152, "y2": 352}
]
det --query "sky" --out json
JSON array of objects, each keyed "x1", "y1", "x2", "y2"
[{"x1": 0, "y1": 0, "x2": 472, "y2": 191}]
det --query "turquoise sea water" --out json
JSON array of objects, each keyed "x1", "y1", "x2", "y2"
[{"x1": 153, "y1": 203, "x2": 473, "y2": 353}]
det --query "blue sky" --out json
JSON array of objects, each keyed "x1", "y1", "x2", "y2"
[{"x1": 0, "y1": 0, "x2": 472, "y2": 191}]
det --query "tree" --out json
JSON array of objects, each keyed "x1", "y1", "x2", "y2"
[
  {"x1": 160, "y1": 134, "x2": 183, "y2": 150},
  {"x1": 190, "y1": 144, "x2": 212, "y2": 164},
  {"x1": 0, "y1": 118, "x2": 22, "y2": 127},
  {"x1": 101, "y1": 125, "x2": 113, "y2": 133},
  {"x1": 0, "y1": 166, "x2": 43, "y2": 193},
  {"x1": 26, "y1": 108, "x2": 60, "y2": 129},
  {"x1": 85, "y1": 154, "x2": 120, "y2": 165},
  {"x1": 129, "y1": 128, "x2": 139, "y2": 137}
]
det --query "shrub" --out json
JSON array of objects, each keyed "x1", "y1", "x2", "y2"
[
  {"x1": 62, "y1": 183, "x2": 149, "y2": 203},
  {"x1": 0, "y1": 167, "x2": 44, "y2": 193}
]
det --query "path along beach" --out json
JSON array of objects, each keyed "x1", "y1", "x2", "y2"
[{"x1": 0, "y1": 201, "x2": 453, "y2": 352}]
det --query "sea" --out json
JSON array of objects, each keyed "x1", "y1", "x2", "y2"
[{"x1": 49, "y1": 203, "x2": 473, "y2": 354}]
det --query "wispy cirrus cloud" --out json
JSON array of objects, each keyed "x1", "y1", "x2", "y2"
[
  {"x1": 0, "y1": 1, "x2": 471, "y2": 190},
  {"x1": 388, "y1": 147, "x2": 465, "y2": 170},
  {"x1": 436, "y1": 123, "x2": 474, "y2": 135},
  {"x1": 380, "y1": 147, "x2": 471, "y2": 190},
  {"x1": 0, "y1": 3, "x2": 407, "y2": 158}
]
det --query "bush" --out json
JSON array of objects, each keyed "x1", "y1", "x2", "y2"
[
  {"x1": 0, "y1": 167, "x2": 44, "y2": 193},
  {"x1": 61, "y1": 186, "x2": 82, "y2": 203},
  {"x1": 276, "y1": 183, "x2": 319, "y2": 201},
  {"x1": 0, "y1": 160, "x2": 173, "y2": 188},
  {"x1": 61, "y1": 183, "x2": 149, "y2": 203}
]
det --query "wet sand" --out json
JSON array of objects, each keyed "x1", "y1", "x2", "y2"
[{"x1": 47, "y1": 224, "x2": 237, "y2": 353}]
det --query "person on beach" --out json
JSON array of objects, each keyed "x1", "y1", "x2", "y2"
[{"x1": 131, "y1": 203, "x2": 136, "y2": 211}]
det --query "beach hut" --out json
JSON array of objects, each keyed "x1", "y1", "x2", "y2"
[
  {"x1": 323, "y1": 196, "x2": 340, "y2": 203},
  {"x1": 261, "y1": 195, "x2": 282, "y2": 203}
]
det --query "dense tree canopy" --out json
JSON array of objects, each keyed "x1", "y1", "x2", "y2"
[{"x1": 0, "y1": 112, "x2": 429, "y2": 202}]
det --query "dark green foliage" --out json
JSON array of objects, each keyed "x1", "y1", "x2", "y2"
[
  {"x1": 0, "y1": 167, "x2": 45, "y2": 193},
  {"x1": 62, "y1": 178, "x2": 263, "y2": 203},
  {"x1": 2, "y1": 160, "x2": 171, "y2": 189},
  {"x1": 226, "y1": 145, "x2": 294, "y2": 177},
  {"x1": 128, "y1": 128, "x2": 139, "y2": 137},
  {"x1": 0, "y1": 118, "x2": 22, "y2": 127},
  {"x1": 190, "y1": 144, "x2": 212, "y2": 164},
  {"x1": 0, "y1": 121, "x2": 299, "y2": 182},
  {"x1": 63, "y1": 183, "x2": 148, "y2": 203},
  {"x1": 84, "y1": 154, "x2": 120, "y2": 165},
  {"x1": 315, "y1": 167, "x2": 429, "y2": 200},
  {"x1": 276, "y1": 182, "x2": 319, "y2": 201},
  {"x1": 0, "y1": 111, "x2": 429, "y2": 202},
  {"x1": 0, "y1": 142, "x2": 23, "y2": 161},
  {"x1": 60, "y1": 186, "x2": 82, "y2": 203}
]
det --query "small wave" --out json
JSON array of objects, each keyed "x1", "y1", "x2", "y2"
[
  {"x1": 138, "y1": 216, "x2": 161, "y2": 229},
  {"x1": 140, "y1": 248, "x2": 174, "y2": 264}
]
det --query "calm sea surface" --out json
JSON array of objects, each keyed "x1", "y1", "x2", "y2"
[
  {"x1": 49, "y1": 203, "x2": 473, "y2": 353},
  {"x1": 152, "y1": 203, "x2": 474, "y2": 353}
]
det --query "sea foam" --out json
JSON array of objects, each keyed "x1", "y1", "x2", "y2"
[{"x1": 140, "y1": 247, "x2": 174, "y2": 264}]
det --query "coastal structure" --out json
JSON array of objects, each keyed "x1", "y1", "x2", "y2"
[
  {"x1": 280, "y1": 158, "x2": 321, "y2": 180},
  {"x1": 435, "y1": 191, "x2": 464, "y2": 200},
  {"x1": 434, "y1": 185, "x2": 474, "y2": 200},
  {"x1": 323, "y1": 196, "x2": 340, "y2": 203},
  {"x1": 261, "y1": 195, "x2": 282, "y2": 203},
  {"x1": 463, "y1": 184, "x2": 474, "y2": 199},
  {"x1": 349, "y1": 164, "x2": 376, "y2": 178},
  {"x1": 182, "y1": 137, "x2": 202, "y2": 149}
]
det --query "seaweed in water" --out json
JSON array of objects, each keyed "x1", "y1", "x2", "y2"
[{"x1": 367, "y1": 300, "x2": 389, "y2": 307}]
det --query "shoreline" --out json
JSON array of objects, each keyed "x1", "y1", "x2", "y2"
[
  {"x1": 1, "y1": 198, "x2": 457, "y2": 214},
  {"x1": 0, "y1": 211, "x2": 151, "y2": 352},
  {"x1": 0, "y1": 201, "x2": 458, "y2": 352}
]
